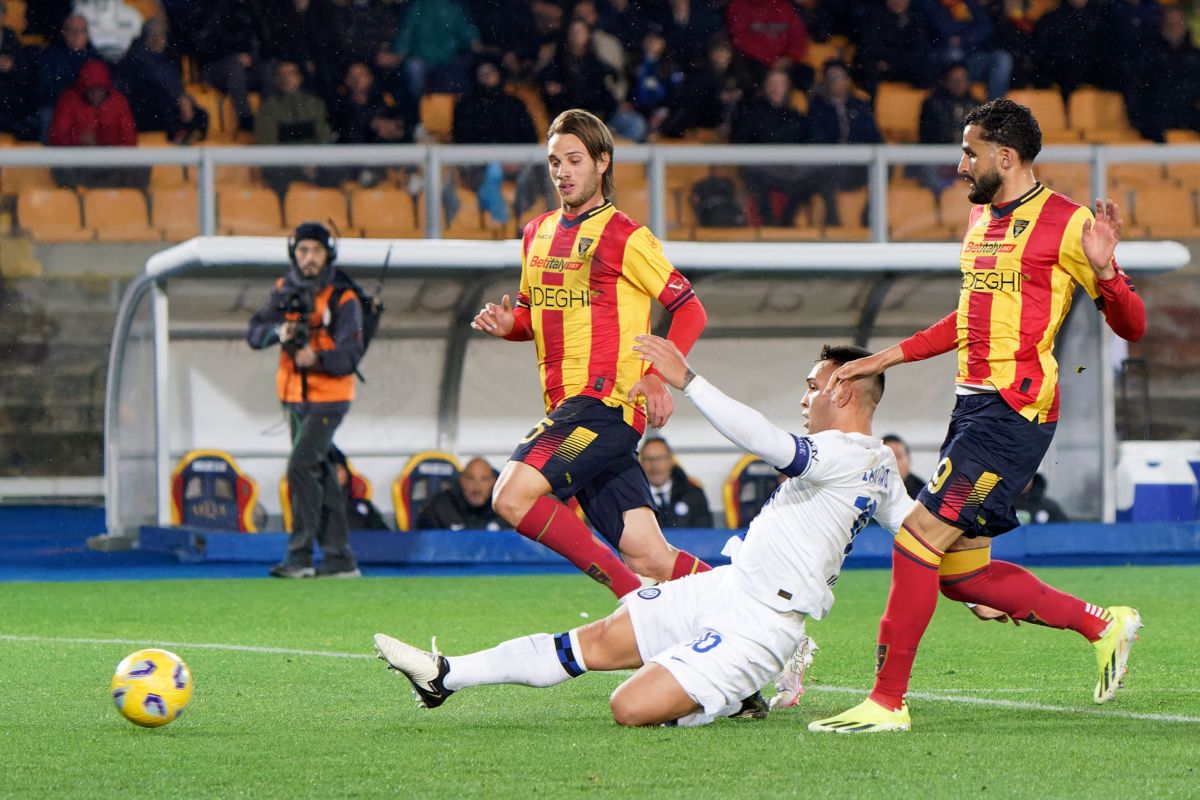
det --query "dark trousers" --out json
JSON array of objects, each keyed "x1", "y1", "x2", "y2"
[{"x1": 285, "y1": 406, "x2": 356, "y2": 569}]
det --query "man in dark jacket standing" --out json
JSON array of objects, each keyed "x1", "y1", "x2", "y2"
[
  {"x1": 639, "y1": 437, "x2": 713, "y2": 529},
  {"x1": 248, "y1": 222, "x2": 364, "y2": 578}
]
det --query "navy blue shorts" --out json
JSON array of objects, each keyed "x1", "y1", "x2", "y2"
[
  {"x1": 510, "y1": 396, "x2": 654, "y2": 548},
  {"x1": 917, "y1": 393, "x2": 1056, "y2": 538}
]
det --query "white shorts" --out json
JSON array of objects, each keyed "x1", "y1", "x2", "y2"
[{"x1": 626, "y1": 566, "x2": 808, "y2": 716}]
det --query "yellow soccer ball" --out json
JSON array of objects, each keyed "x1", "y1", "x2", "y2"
[{"x1": 110, "y1": 648, "x2": 193, "y2": 728}]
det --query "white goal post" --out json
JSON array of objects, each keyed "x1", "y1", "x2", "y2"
[{"x1": 103, "y1": 236, "x2": 1189, "y2": 539}]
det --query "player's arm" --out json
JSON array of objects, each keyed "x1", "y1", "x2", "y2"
[
  {"x1": 825, "y1": 312, "x2": 957, "y2": 407},
  {"x1": 633, "y1": 335, "x2": 799, "y2": 470},
  {"x1": 1068, "y1": 200, "x2": 1146, "y2": 342}
]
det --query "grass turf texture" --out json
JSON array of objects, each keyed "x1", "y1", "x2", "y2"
[{"x1": 1, "y1": 566, "x2": 1198, "y2": 799}]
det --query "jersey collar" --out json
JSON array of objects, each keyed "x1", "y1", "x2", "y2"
[
  {"x1": 989, "y1": 182, "x2": 1044, "y2": 219},
  {"x1": 559, "y1": 200, "x2": 612, "y2": 229}
]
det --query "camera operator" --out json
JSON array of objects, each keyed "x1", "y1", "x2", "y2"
[{"x1": 247, "y1": 222, "x2": 363, "y2": 579}]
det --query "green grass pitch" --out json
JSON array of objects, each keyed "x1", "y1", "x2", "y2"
[{"x1": 1, "y1": 565, "x2": 1198, "y2": 799}]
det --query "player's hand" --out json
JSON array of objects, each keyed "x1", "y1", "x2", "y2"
[
  {"x1": 278, "y1": 321, "x2": 299, "y2": 343},
  {"x1": 631, "y1": 334, "x2": 689, "y2": 389},
  {"x1": 1082, "y1": 198, "x2": 1122, "y2": 280},
  {"x1": 826, "y1": 352, "x2": 888, "y2": 408},
  {"x1": 627, "y1": 372, "x2": 674, "y2": 429},
  {"x1": 966, "y1": 603, "x2": 1020, "y2": 626},
  {"x1": 471, "y1": 294, "x2": 515, "y2": 338},
  {"x1": 293, "y1": 346, "x2": 318, "y2": 369}
]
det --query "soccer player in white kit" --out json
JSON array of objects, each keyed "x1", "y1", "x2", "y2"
[{"x1": 373, "y1": 338, "x2": 914, "y2": 727}]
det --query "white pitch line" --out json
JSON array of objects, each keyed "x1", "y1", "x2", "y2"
[{"x1": 4, "y1": 633, "x2": 1199, "y2": 725}]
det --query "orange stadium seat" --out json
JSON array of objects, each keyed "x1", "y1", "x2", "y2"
[
  {"x1": 350, "y1": 187, "x2": 420, "y2": 238},
  {"x1": 1, "y1": 166, "x2": 55, "y2": 196},
  {"x1": 444, "y1": 189, "x2": 502, "y2": 239},
  {"x1": 689, "y1": 226, "x2": 757, "y2": 242},
  {"x1": 17, "y1": 187, "x2": 92, "y2": 242},
  {"x1": 1108, "y1": 161, "x2": 1166, "y2": 189},
  {"x1": 84, "y1": 188, "x2": 161, "y2": 242},
  {"x1": 888, "y1": 185, "x2": 945, "y2": 240},
  {"x1": 507, "y1": 83, "x2": 548, "y2": 137},
  {"x1": 1036, "y1": 162, "x2": 1089, "y2": 200},
  {"x1": 129, "y1": 0, "x2": 163, "y2": 20},
  {"x1": 1165, "y1": 129, "x2": 1200, "y2": 144},
  {"x1": 1068, "y1": 88, "x2": 1141, "y2": 143},
  {"x1": 874, "y1": 82, "x2": 926, "y2": 143},
  {"x1": 218, "y1": 186, "x2": 287, "y2": 235},
  {"x1": 3, "y1": 0, "x2": 25, "y2": 34},
  {"x1": 824, "y1": 189, "x2": 871, "y2": 240},
  {"x1": 1166, "y1": 161, "x2": 1200, "y2": 188},
  {"x1": 939, "y1": 185, "x2": 979, "y2": 232},
  {"x1": 1006, "y1": 89, "x2": 1072, "y2": 142},
  {"x1": 1130, "y1": 185, "x2": 1200, "y2": 239},
  {"x1": 189, "y1": 87, "x2": 229, "y2": 142},
  {"x1": 283, "y1": 185, "x2": 349, "y2": 231},
  {"x1": 151, "y1": 186, "x2": 200, "y2": 241},
  {"x1": 419, "y1": 93, "x2": 458, "y2": 142}
]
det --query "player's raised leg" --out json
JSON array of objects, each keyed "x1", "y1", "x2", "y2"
[{"x1": 375, "y1": 607, "x2": 644, "y2": 709}]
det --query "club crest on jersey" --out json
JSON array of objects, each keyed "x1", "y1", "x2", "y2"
[
  {"x1": 577, "y1": 236, "x2": 594, "y2": 255},
  {"x1": 638, "y1": 587, "x2": 662, "y2": 600},
  {"x1": 1012, "y1": 219, "x2": 1029, "y2": 238}
]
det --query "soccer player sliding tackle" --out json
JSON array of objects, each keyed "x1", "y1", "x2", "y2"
[
  {"x1": 811, "y1": 99, "x2": 1146, "y2": 735},
  {"x1": 471, "y1": 108, "x2": 710, "y2": 601},
  {"x1": 375, "y1": 338, "x2": 913, "y2": 726}
]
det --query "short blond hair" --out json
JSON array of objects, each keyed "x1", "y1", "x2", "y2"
[{"x1": 547, "y1": 108, "x2": 615, "y2": 199}]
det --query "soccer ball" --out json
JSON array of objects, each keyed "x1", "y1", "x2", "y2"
[{"x1": 110, "y1": 648, "x2": 193, "y2": 728}]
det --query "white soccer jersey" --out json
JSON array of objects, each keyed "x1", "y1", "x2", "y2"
[{"x1": 684, "y1": 377, "x2": 915, "y2": 619}]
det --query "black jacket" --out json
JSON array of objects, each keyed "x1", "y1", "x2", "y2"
[
  {"x1": 453, "y1": 86, "x2": 536, "y2": 144},
  {"x1": 651, "y1": 466, "x2": 714, "y2": 529},
  {"x1": 730, "y1": 97, "x2": 809, "y2": 145},
  {"x1": 416, "y1": 486, "x2": 510, "y2": 531}
]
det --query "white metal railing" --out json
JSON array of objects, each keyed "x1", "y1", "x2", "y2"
[{"x1": 2, "y1": 142, "x2": 1198, "y2": 242}]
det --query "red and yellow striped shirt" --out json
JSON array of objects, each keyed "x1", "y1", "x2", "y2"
[
  {"x1": 902, "y1": 184, "x2": 1144, "y2": 423},
  {"x1": 516, "y1": 201, "x2": 695, "y2": 433}
]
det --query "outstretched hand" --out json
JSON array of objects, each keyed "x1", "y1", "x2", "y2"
[
  {"x1": 632, "y1": 334, "x2": 689, "y2": 389},
  {"x1": 1081, "y1": 198, "x2": 1122, "y2": 280},
  {"x1": 471, "y1": 294, "x2": 515, "y2": 338}
]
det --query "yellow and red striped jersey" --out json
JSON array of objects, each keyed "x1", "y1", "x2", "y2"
[
  {"x1": 953, "y1": 184, "x2": 1104, "y2": 423},
  {"x1": 517, "y1": 201, "x2": 695, "y2": 433}
]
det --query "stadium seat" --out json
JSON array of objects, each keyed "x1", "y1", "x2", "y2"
[
  {"x1": 1067, "y1": 88, "x2": 1140, "y2": 143},
  {"x1": 149, "y1": 163, "x2": 189, "y2": 188},
  {"x1": 189, "y1": 87, "x2": 229, "y2": 142},
  {"x1": 874, "y1": 82, "x2": 925, "y2": 143},
  {"x1": 1130, "y1": 185, "x2": 1199, "y2": 239},
  {"x1": 1166, "y1": 162, "x2": 1200, "y2": 189},
  {"x1": 283, "y1": 185, "x2": 349, "y2": 232},
  {"x1": 137, "y1": 131, "x2": 170, "y2": 146},
  {"x1": 1165, "y1": 129, "x2": 1200, "y2": 144},
  {"x1": 419, "y1": 93, "x2": 458, "y2": 142},
  {"x1": 689, "y1": 226, "x2": 757, "y2": 242},
  {"x1": 1108, "y1": 161, "x2": 1166, "y2": 190},
  {"x1": 170, "y1": 449, "x2": 260, "y2": 532},
  {"x1": 16, "y1": 187, "x2": 92, "y2": 242},
  {"x1": 444, "y1": 189, "x2": 502, "y2": 239},
  {"x1": 507, "y1": 83, "x2": 548, "y2": 137},
  {"x1": 84, "y1": 188, "x2": 161, "y2": 242},
  {"x1": 1006, "y1": 90, "x2": 1071, "y2": 142},
  {"x1": 392, "y1": 451, "x2": 463, "y2": 531},
  {"x1": 151, "y1": 186, "x2": 199, "y2": 241},
  {"x1": 3, "y1": 0, "x2": 25, "y2": 34},
  {"x1": 218, "y1": 186, "x2": 287, "y2": 235},
  {"x1": 129, "y1": 0, "x2": 163, "y2": 21},
  {"x1": 350, "y1": 187, "x2": 419, "y2": 238},
  {"x1": 280, "y1": 459, "x2": 372, "y2": 532},
  {"x1": 1037, "y1": 162, "x2": 1089, "y2": 200},
  {"x1": 1, "y1": 166, "x2": 56, "y2": 196},
  {"x1": 722, "y1": 455, "x2": 782, "y2": 529},
  {"x1": 938, "y1": 185, "x2": 978, "y2": 232},
  {"x1": 824, "y1": 189, "x2": 871, "y2": 240},
  {"x1": 888, "y1": 185, "x2": 944, "y2": 240}
]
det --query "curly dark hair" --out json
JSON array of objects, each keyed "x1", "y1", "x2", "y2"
[
  {"x1": 819, "y1": 344, "x2": 884, "y2": 402},
  {"x1": 963, "y1": 98, "x2": 1043, "y2": 163}
]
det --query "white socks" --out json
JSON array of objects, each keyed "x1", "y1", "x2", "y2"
[{"x1": 444, "y1": 631, "x2": 587, "y2": 692}]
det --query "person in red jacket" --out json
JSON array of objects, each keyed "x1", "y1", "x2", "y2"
[
  {"x1": 725, "y1": 0, "x2": 813, "y2": 91},
  {"x1": 48, "y1": 57, "x2": 144, "y2": 189}
]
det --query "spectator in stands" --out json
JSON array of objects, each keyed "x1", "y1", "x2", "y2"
[
  {"x1": 596, "y1": 0, "x2": 664, "y2": 51},
  {"x1": 117, "y1": 18, "x2": 209, "y2": 144},
  {"x1": 922, "y1": 0, "x2": 1012, "y2": 100},
  {"x1": 469, "y1": 0, "x2": 540, "y2": 82},
  {"x1": 0, "y1": 2, "x2": 37, "y2": 140},
  {"x1": 247, "y1": 222, "x2": 363, "y2": 579},
  {"x1": 572, "y1": 1, "x2": 627, "y2": 87},
  {"x1": 730, "y1": 67, "x2": 812, "y2": 226},
  {"x1": 36, "y1": 14, "x2": 103, "y2": 140},
  {"x1": 807, "y1": 60, "x2": 881, "y2": 225},
  {"x1": 882, "y1": 434, "x2": 927, "y2": 499},
  {"x1": 1032, "y1": 0, "x2": 1110, "y2": 99},
  {"x1": 979, "y1": 0, "x2": 1040, "y2": 90},
  {"x1": 255, "y1": 0, "x2": 348, "y2": 105},
  {"x1": 1129, "y1": 6, "x2": 1200, "y2": 142},
  {"x1": 331, "y1": 61, "x2": 415, "y2": 145},
  {"x1": 628, "y1": 25, "x2": 682, "y2": 138},
  {"x1": 1108, "y1": 0, "x2": 1163, "y2": 94},
  {"x1": 725, "y1": 0, "x2": 813, "y2": 92},
  {"x1": 1015, "y1": 472, "x2": 1069, "y2": 525},
  {"x1": 664, "y1": 0, "x2": 726, "y2": 72},
  {"x1": 639, "y1": 437, "x2": 714, "y2": 529},
  {"x1": 854, "y1": 0, "x2": 934, "y2": 94},
  {"x1": 416, "y1": 456, "x2": 509, "y2": 531},
  {"x1": 193, "y1": 0, "x2": 263, "y2": 134},
  {"x1": 1190, "y1": 1, "x2": 1200, "y2": 50},
  {"x1": 73, "y1": 0, "x2": 143, "y2": 63},
  {"x1": 256, "y1": 60, "x2": 336, "y2": 196},
  {"x1": 661, "y1": 33, "x2": 753, "y2": 139},
  {"x1": 330, "y1": 448, "x2": 389, "y2": 531},
  {"x1": 383, "y1": 0, "x2": 480, "y2": 98},
  {"x1": 539, "y1": 18, "x2": 638, "y2": 140},
  {"x1": 336, "y1": 0, "x2": 401, "y2": 69},
  {"x1": 914, "y1": 61, "x2": 980, "y2": 189},
  {"x1": 48, "y1": 58, "x2": 145, "y2": 190}
]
